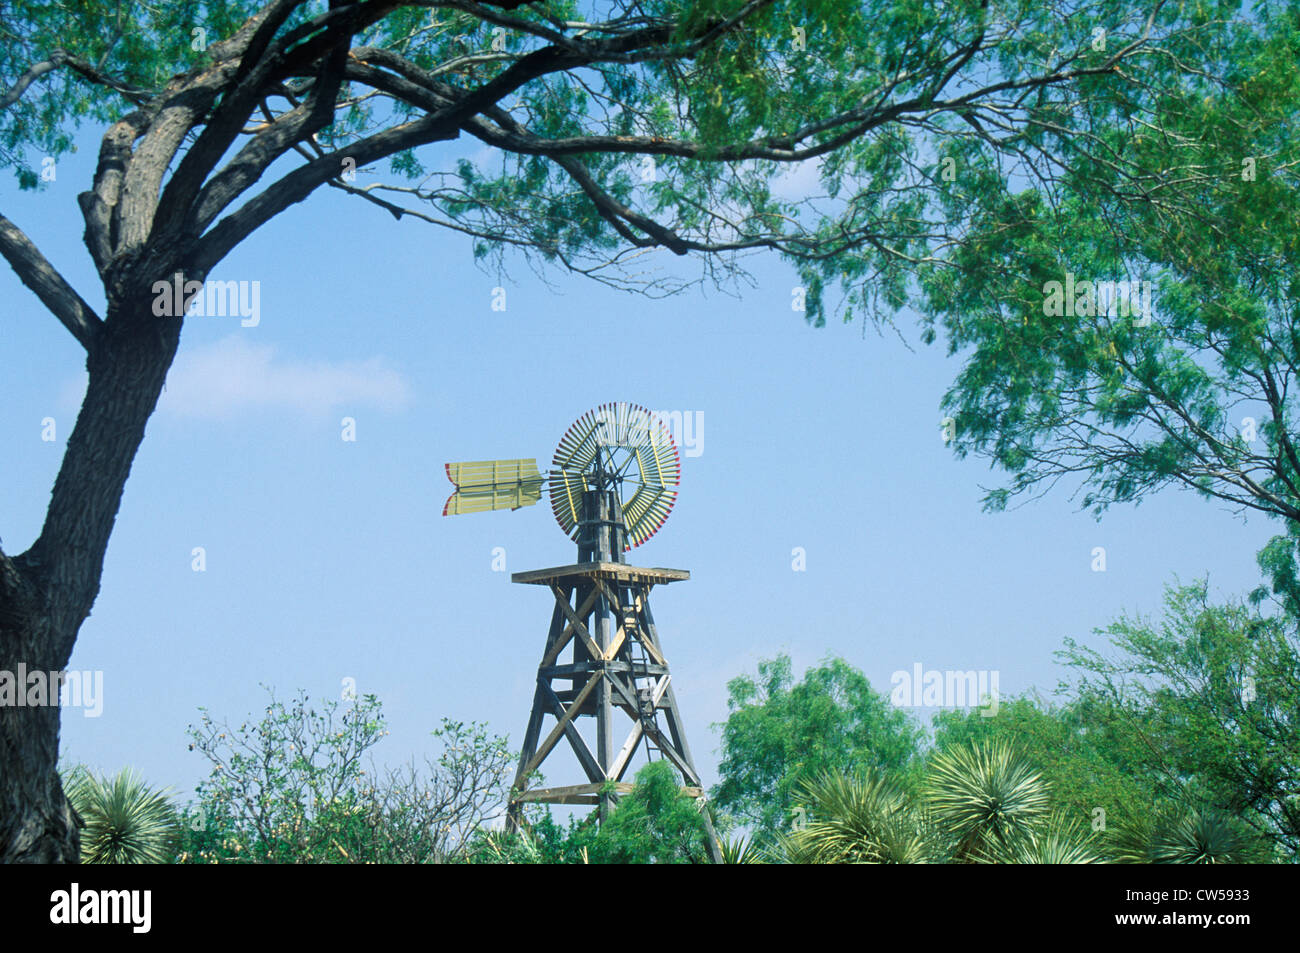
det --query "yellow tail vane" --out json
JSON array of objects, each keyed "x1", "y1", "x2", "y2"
[{"x1": 443, "y1": 459, "x2": 545, "y2": 515}]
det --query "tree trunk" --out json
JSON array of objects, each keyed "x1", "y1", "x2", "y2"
[
  {"x1": 0, "y1": 299, "x2": 181, "y2": 863},
  {"x1": 0, "y1": 555, "x2": 80, "y2": 862}
]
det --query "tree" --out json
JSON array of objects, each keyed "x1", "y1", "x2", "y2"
[
  {"x1": 179, "y1": 687, "x2": 513, "y2": 863},
  {"x1": 712, "y1": 654, "x2": 922, "y2": 841},
  {"x1": 921, "y1": 3, "x2": 1300, "y2": 586},
  {"x1": 718, "y1": 832, "x2": 760, "y2": 863},
  {"x1": 924, "y1": 738, "x2": 1052, "y2": 862},
  {"x1": 1111, "y1": 804, "x2": 1264, "y2": 864},
  {"x1": 1000, "y1": 814, "x2": 1099, "y2": 864},
  {"x1": 1060, "y1": 581, "x2": 1299, "y2": 860},
  {"x1": 781, "y1": 769, "x2": 934, "y2": 863},
  {"x1": 934, "y1": 591, "x2": 1291, "y2": 862},
  {"x1": 0, "y1": 0, "x2": 1220, "y2": 861},
  {"x1": 908, "y1": 6, "x2": 1300, "y2": 852},
  {"x1": 465, "y1": 760, "x2": 713, "y2": 863},
  {"x1": 586, "y1": 760, "x2": 714, "y2": 863}
]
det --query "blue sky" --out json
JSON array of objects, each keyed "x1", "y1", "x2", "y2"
[{"x1": 1, "y1": 127, "x2": 1276, "y2": 806}]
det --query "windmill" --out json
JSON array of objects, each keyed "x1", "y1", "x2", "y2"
[{"x1": 443, "y1": 402, "x2": 720, "y2": 857}]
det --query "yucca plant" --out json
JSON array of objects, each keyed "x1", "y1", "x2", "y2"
[
  {"x1": 1113, "y1": 806, "x2": 1257, "y2": 864},
  {"x1": 64, "y1": 767, "x2": 179, "y2": 864},
  {"x1": 925, "y1": 740, "x2": 1051, "y2": 862},
  {"x1": 718, "y1": 834, "x2": 762, "y2": 864},
  {"x1": 994, "y1": 813, "x2": 1100, "y2": 864},
  {"x1": 782, "y1": 770, "x2": 932, "y2": 864}
]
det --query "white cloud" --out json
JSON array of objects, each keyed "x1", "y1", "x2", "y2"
[{"x1": 157, "y1": 335, "x2": 412, "y2": 420}]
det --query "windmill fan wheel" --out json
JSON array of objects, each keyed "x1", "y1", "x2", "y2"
[{"x1": 550, "y1": 402, "x2": 681, "y2": 550}]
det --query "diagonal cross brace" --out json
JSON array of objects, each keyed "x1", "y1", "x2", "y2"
[
  {"x1": 519, "y1": 670, "x2": 604, "y2": 780},
  {"x1": 539, "y1": 679, "x2": 605, "y2": 784},
  {"x1": 541, "y1": 583, "x2": 603, "y2": 667}
]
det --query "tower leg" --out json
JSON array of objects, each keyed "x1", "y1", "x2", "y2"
[
  {"x1": 507, "y1": 565, "x2": 719, "y2": 858},
  {"x1": 700, "y1": 800, "x2": 724, "y2": 864},
  {"x1": 506, "y1": 596, "x2": 568, "y2": 833},
  {"x1": 505, "y1": 682, "x2": 547, "y2": 835},
  {"x1": 594, "y1": 578, "x2": 614, "y2": 821},
  {"x1": 639, "y1": 594, "x2": 723, "y2": 863}
]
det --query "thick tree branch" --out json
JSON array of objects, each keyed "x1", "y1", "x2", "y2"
[
  {"x1": 0, "y1": 49, "x2": 151, "y2": 113},
  {"x1": 188, "y1": 113, "x2": 460, "y2": 275},
  {"x1": 154, "y1": 0, "x2": 374, "y2": 237},
  {"x1": 0, "y1": 212, "x2": 102, "y2": 349},
  {"x1": 80, "y1": 108, "x2": 156, "y2": 276},
  {"x1": 184, "y1": 70, "x2": 349, "y2": 242},
  {"x1": 0, "y1": 54, "x2": 66, "y2": 111}
]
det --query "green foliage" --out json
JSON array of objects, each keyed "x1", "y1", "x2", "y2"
[
  {"x1": 932, "y1": 694, "x2": 1157, "y2": 839},
  {"x1": 917, "y1": 2, "x2": 1300, "y2": 578},
  {"x1": 2, "y1": 1, "x2": 1235, "y2": 315},
  {"x1": 712, "y1": 654, "x2": 923, "y2": 843},
  {"x1": 462, "y1": 811, "x2": 596, "y2": 865},
  {"x1": 782, "y1": 741, "x2": 1102, "y2": 863},
  {"x1": 1112, "y1": 806, "x2": 1263, "y2": 864},
  {"x1": 773, "y1": 584, "x2": 1291, "y2": 865},
  {"x1": 63, "y1": 766, "x2": 179, "y2": 864},
  {"x1": 586, "y1": 762, "x2": 714, "y2": 864},
  {"x1": 779, "y1": 0, "x2": 1265, "y2": 327},
  {"x1": 1059, "y1": 581, "x2": 1298, "y2": 859},
  {"x1": 782, "y1": 770, "x2": 935, "y2": 864},
  {"x1": 179, "y1": 688, "x2": 512, "y2": 863},
  {"x1": 1000, "y1": 813, "x2": 1100, "y2": 865},
  {"x1": 466, "y1": 762, "x2": 714, "y2": 864},
  {"x1": 719, "y1": 833, "x2": 761, "y2": 864},
  {"x1": 0, "y1": 0, "x2": 279, "y2": 185},
  {"x1": 462, "y1": 825, "x2": 549, "y2": 865}
]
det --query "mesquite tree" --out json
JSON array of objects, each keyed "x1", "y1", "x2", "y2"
[
  {"x1": 0, "y1": 0, "x2": 1202, "y2": 861},
  {"x1": 918, "y1": 5, "x2": 1300, "y2": 602}
]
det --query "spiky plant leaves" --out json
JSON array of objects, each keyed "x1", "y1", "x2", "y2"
[
  {"x1": 783, "y1": 770, "x2": 932, "y2": 864},
  {"x1": 925, "y1": 740, "x2": 1052, "y2": 862},
  {"x1": 993, "y1": 813, "x2": 1100, "y2": 864},
  {"x1": 64, "y1": 767, "x2": 179, "y2": 864},
  {"x1": 1110, "y1": 810, "x2": 1159, "y2": 864},
  {"x1": 719, "y1": 834, "x2": 763, "y2": 864},
  {"x1": 1151, "y1": 810, "x2": 1250, "y2": 864},
  {"x1": 1114, "y1": 806, "x2": 1257, "y2": 864}
]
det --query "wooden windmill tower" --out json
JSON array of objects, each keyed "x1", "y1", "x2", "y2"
[{"x1": 443, "y1": 402, "x2": 721, "y2": 860}]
